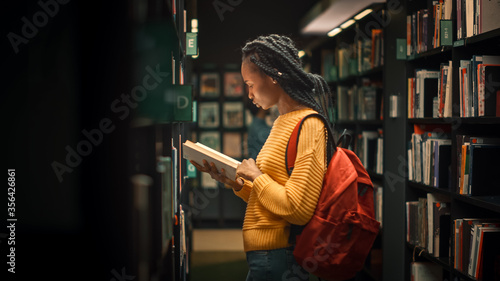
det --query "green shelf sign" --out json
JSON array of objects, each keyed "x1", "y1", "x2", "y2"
[
  {"x1": 454, "y1": 40, "x2": 465, "y2": 47},
  {"x1": 396, "y1": 38, "x2": 407, "y2": 60},
  {"x1": 186, "y1": 161, "x2": 196, "y2": 178},
  {"x1": 440, "y1": 20, "x2": 453, "y2": 46},
  {"x1": 186, "y1": 33, "x2": 198, "y2": 56},
  {"x1": 138, "y1": 84, "x2": 193, "y2": 123}
]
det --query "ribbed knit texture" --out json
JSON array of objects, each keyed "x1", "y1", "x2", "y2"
[{"x1": 234, "y1": 108, "x2": 327, "y2": 252}]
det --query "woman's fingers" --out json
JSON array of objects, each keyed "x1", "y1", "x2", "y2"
[
  {"x1": 203, "y1": 159, "x2": 212, "y2": 171},
  {"x1": 189, "y1": 160, "x2": 205, "y2": 171},
  {"x1": 191, "y1": 160, "x2": 241, "y2": 187}
]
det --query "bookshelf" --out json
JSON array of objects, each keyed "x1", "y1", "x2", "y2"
[
  {"x1": 314, "y1": 5, "x2": 386, "y2": 178},
  {"x1": 189, "y1": 63, "x2": 250, "y2": 228},
  {"x1": 386, "y1": 0, "x2": 500, "y2": 280},
  {"x1": 128, "y1": 0, "x2": 195, "y2": 280},
  {"x1": 307, "y1": 4, "x2": 386, "y2": 281}
]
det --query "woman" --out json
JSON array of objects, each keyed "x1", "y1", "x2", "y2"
[{"x1": 191, "y1": 34, "x2": 333, "y2": 281}]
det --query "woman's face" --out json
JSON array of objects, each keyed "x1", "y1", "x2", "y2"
[{"x1": 241, "y1": 60, "x2": 280, "y2": 110}]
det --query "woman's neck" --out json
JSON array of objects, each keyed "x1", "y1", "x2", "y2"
[{"x1": 277, "y1": 94, "x2": 307, "y2": 115}]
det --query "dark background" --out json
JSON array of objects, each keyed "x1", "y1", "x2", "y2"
[{"x1": 1, "y1": 0, "x2": 319, "y2": 280}]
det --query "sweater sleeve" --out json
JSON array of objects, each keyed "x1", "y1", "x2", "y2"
[
  {"x1": 251, "y1": 117, "x2": 326, "y2": 225},
  {"x1": 233, "y1": 179, "x2": 253, "y2": 203}
]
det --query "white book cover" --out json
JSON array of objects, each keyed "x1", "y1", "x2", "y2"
[{"x1": 182, "y1": 140, "x2": 241, "y2": 180}]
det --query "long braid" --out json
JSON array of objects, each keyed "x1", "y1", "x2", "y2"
[{"x1": 242, "y1": 34, "x2": 334, "y2": 129}]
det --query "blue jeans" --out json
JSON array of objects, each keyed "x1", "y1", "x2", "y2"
[{"x1": 245, "y1": 246, "x2": 309, "y2": 281}]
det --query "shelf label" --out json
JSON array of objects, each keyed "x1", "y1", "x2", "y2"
[
  {"x1": 137, "y1": 85, "x2": 193, "y2": 123},
  {"x1": 396, "y1": 38, "x2": 407, "y2": 60},
  {"x1": 171, "y1": 85, "x2": 193, "y2": 121},
  {"x1": 186, "y1": 33, "x2": 198, "y2": 56},
  {"x1": 453, "y1": 40, "x2": 465, "y2": 47},
  {"x1": 440, "y1": 20, "x2": 453, "y2": 46},
  {"x1": 186, "y1": 162, "x2": 196, "y2": 178}
]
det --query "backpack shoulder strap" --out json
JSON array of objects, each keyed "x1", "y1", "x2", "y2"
[{"x1": 285, "y1": 113, "x2": 336, "y2": 176}]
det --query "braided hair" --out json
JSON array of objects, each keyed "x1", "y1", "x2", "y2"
[{"x1": 241, "y1": 34, "x2": 334, "y2": 128}]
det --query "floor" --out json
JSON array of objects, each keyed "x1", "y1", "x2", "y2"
[
  {"x1": 188, "y1": 228, "x2": 324, "y2": 281},
  {"x1": 189, "y1": 228, "x2": 248, "y2": 281}
]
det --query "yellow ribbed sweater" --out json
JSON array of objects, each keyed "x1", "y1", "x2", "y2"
[{"x1": 234, "y1": 108, "x2": 327, "y2": 252}]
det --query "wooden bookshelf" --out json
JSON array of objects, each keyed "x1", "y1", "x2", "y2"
[{"x1": 307, "y1": 5, "x2": 386, "y2": 280}]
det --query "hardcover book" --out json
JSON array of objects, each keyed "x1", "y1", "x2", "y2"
[
  {"x1": 479, "y1": 227, "x2": 500, "y2": 280},
  {"x1": 468, "y1": 144, "x2": 500, "y2": 196},
  {"x1": 433, "y1": 201, "x2": 451, "y2": 257}
]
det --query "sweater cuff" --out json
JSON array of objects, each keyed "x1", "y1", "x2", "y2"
[
  {"x1": 233, "y1": 179, "x2": 252, "y2": 201},
  {"x1": 252, "y1": 174, "x2": 274, "y2": 197}
]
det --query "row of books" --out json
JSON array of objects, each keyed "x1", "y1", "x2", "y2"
[
  {"x1": 406, "y1": 0, "x2": 453, "y2": 56},
  {"x1": 453, "y1": 218, "x2": 500, "y2": 280},
  {"x1": 407, "y1": 63, "x2": 453, "y2": 119},
  {"x1": 337, "y1": 84, "x2": 383, "y2": 121},
  {"x1": 408, "y1": 126, "x2": 451, "y2": 189},
  {"x1": 355, "y1": 130, "x2": 383, "y2": 175},
  {"x1": 407, "y1": 195, "x2": 500, "y2": 279},
  {"x1": 456, "y1": 0, "x2": 500, "y2": 40},
  {"x1": 456, "y1": 135, "x2": 500, "y2": 195},
  {"x1": 408, "y1": 56, "x2": 500, "y2": 119},
  {"x1": 406, "y1": 193, "x2": 451, "y2": 258},
  {"x1": 338, "y1": 44, "x2": 357, "y2": 80},
  {"x1": 459, "y1": 55, "x2": 500, "y2": 117},
  {"x1": 367, "y1": 29, "x2": 383, "y2": 71},
  {"x1": 322, "y1": 29, "x2": 384, "y2": 82}
]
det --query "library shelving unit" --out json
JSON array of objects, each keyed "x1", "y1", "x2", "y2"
[
  {"x1": 307, "y1": 4, "x2": 386, "y2": 280},
  {"x1": 384, "y1": 0, "x2": 500, "y2": 280},
  {"x1": 188, "y1": 63, "x2": 249, "y2": 228},
  {"x1": 128, "y1": 0, "x2": 195, "y2": 280}
]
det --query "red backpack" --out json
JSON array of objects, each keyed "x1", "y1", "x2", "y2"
[{"x1": 286, "y1": 114, "x2": 380, "y2": 281}]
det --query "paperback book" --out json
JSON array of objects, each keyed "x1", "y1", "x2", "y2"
[{"x1": 182, "y1": 140, "x2": 241, "y2": 180}]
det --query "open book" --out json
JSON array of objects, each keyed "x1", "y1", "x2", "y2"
[{"x1": 182, "y1": 140, "x2": 241, "y2": 180}]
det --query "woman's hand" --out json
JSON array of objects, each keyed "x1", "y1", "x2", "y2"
[
  {"x1": 189, "y1": 160, "x2": 244, "y2": 191},
  {"x1": 236, "y1": 158, "x2": 263, "y2": 182}
]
